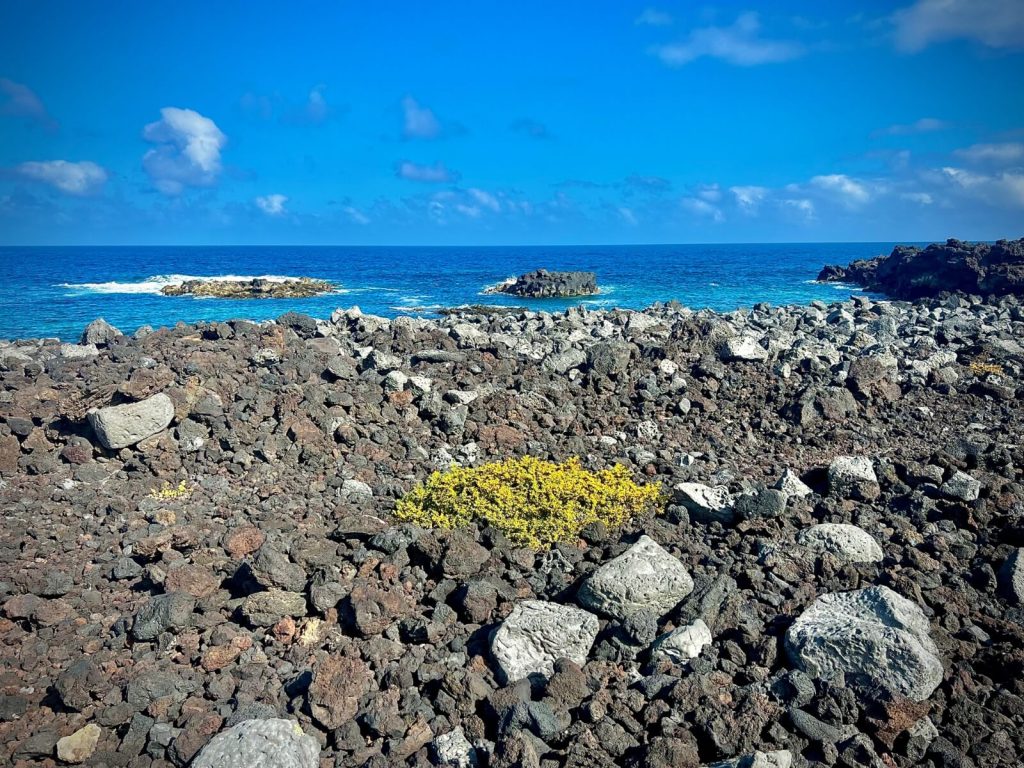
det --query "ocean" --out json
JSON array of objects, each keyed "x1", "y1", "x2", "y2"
[{"x1": 0, "y1": 243, "x2": 903, "y2": 341}]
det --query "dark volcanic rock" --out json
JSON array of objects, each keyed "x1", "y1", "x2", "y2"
[
  {"x1": 490, "y1": 268, "x2": 598, "y2": 298},
  {"x1": 819, "y1": 237, "x2": 1024, "y2": 299}
]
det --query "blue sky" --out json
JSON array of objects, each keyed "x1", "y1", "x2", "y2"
[{"x1": 1, "y1": 1, "x2": 1022, "y2": 245}]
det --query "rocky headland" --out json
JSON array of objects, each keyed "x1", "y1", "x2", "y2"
[
  {"x1": 160, "y1": 278, "x2": 336, "y2": 299},
  {"x1": 488, "y1": 269, "x2": 598, "y2": 298},
  {"x1": 0, "y1": 278, "x2": 1023, "y2": 766},
  {"x1": 818, "y1": 238, "x2": 1024, "y2": 300}
]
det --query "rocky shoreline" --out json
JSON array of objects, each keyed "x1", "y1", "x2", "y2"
[{"x1": 1, "y1": 290, "x2": 1022, "y2": 767}]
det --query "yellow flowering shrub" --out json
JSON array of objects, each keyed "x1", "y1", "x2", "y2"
[
  {"x1": 149, "y1": 480, "x2": 192, "y2": 500},
  {"x1": 395, "y1": 456, "x2": 664, "y2": 548}
]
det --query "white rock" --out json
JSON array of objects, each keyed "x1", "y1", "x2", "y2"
[
  {"x1": 433, "y1": 726, "x2": 477, "y2": 767},
  {"x1": 87, "y1": 393, "x2": 175, "y2": 450},
  {"x1": 673, "y1": 482, "x2": 734, "y2": 525},
  {"x1": 408, "y1": 375, "x2": 433, "y2": 395},
  {"x1": 826, "y1": 456, "x2": 879, "y2": 500},
  {"x1": 720, "y1": 336, "x2": 768, "y2": 362},
  {"x1": 786, "y1": 586, "x2": 943, "y2": 701},
  {"x1": 192, "y1": 718, "x2": 319, "y2": 768},
  {"x1": 657, "y1": 358, "x2": 678, "y2": 376},
  {"x1": 60, "y1": 343, "x2": 99, "y2": 359},
  {"x1": 577, "y1": 536, "x2": 694, "y2": 620},
  {"x1": 491, "y1": 600, "x2": 599, "y2": 683},
  {"x1": 650, "y1": 618, "x2": 712, "y2": 664},
  {"x1": 797, "y1": 523, "x2": 884, "y2": 563},
  {"x1": 706, "y1": 750, "x2": 793, "y2": 768},
  {"x1": 382, "y1": 370, "x2": 408, "y2": 393},
  {"x1": 342, "y1": 478, "x2": 373, "y2": 498},
  {"x1": 775, "y1": 468, "x2": 812, "y2": 498},
  {"x1": 635, "y1": 420, "x2": 661, "y2": 442},
  {"x1": 940, "y1": 470, "x2": 981, "y2": 502}
]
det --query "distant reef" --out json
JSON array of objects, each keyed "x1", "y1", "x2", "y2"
[
  {"x1": 818, "y1": 237, "x2": 1024, "y2": 299},
  {"x1": 161, "y1": 277, "x2": 336, "y2": 299},
  {"x1": 488, "y1": 269, "x2": 598, "y2": 298}
]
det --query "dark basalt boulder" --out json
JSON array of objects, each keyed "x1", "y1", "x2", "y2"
[
  {"x1": 490, "y1": 269, "x2": 598, "y2": 298},
  {"x1": 818, "y1": 237, "x2": 1024, "y2": 299}
]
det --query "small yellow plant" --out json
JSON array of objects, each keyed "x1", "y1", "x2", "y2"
[
  {"x1": 969, "y1": 359, "x2": 1004, "y2": 377},
  {"x1": 149, "y1": 480, "x2": 192, "y2": 501},
  {"x1": 395, "y1": 456, "x2": 664, "y2": 549}
]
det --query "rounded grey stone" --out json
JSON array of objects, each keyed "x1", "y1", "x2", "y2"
[
  {"x1": 797, "y1": 523, "x2": 884, "y2": 563},
  {"x1": 577, "y1": 535, "x2": 693, "y2": 620},
  {"x1": 87, "y1": 393, "x2": 175, "y2": 450},
  {"x1": 491, "y1": 600, "x2": 598, "y2": 683},
  {"x1": 785, "y1": 585, "x2": 943, "y2": 701},
  {"x1": 191, "y1": 718, "x2": 319, "y2": 768}
]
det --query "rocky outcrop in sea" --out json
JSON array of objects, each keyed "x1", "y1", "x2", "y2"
[
  {"x1": 488, "y1": 269, "x2": 598, "y2": 298},
  {"x1": 0, "y1": 289, "x2": 1022, "y2": 767},
  {"x1": 160, "y1": 277, "x2": 336, "y2": 299},
  {"x1": 818, "y1": 237, "x2": 1024, "y2": 299}
]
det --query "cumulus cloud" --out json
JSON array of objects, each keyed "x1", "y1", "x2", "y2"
[
  {"x1": 782, "y1": 198, "x2": 816, "y2": 219},
  {"x1": 680, "y1": 196, "x2": 725, "y2": 222},
  {"x1": 810, "y1": 174, "x2": 872, "y2": 206},
  {"x1": 954, "y1": 142, "x2": 1024, "y2": 164},
  {"x1": 402, "y1": 96, "x2": 442, "y2": 139},
  {"x1": 468, "y1": 188, "x2": 501, "y2": 212},
  {"x1": 730, "y1": 185, "x2": 768, "y2": 213},
  {"x1": 255, "y1": 194, "x2": 287, "y2": 216},
  {"x1": 652, "y1": 13, "x2": 803, "y2": 67},
  {"x1": 875, "y1": 117, "x2": 947, "y2": 136},
  {"x1": 0, "y1": 78, "x2": 57, "y2": 131},
  {"x1": 940, "y1": 166, "x2": 1024, "y2": 207},
  {"x1": 396, "y1": 160, "x2": 460, "y2": 183},
  {"x1": 142, "y1": 107, "x2": 227, "y2": 195},
  {"x1": 901, "y1": 191, "x2": 934, "y2": 205},
  {"x1": 16, "y1": 160, "x2": 107, "y2": 195},
  {"x1": 893, "y1": 0, "x2": 1024, "y2": 51},
  {"x1": 510, "y1": 118, "x2": 552, "y2": 140},
  {"x1": 635, "y1": 8, "x2": 672, "y2": 26}
]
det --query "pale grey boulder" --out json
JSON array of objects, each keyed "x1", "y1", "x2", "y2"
[
  {"x1": 650, "y1": 618, "x2": 712, "y2": 664},
  {"x1": 88, "y1": 393, "x2": 175, "y2": 450},
  {"x1": 80, "y1": 318, "x2": 122, "y2": 346},
  {"x1": 797, "y1": 523, "x2": 884, "y2": 563},
  {"x1": 673, "y1": 482, "x2": 734, "y2": 525},
  {"x1": 999, "y1": 548, "x2": 1024, "y2": 603},
  {"x1": 720, "y1": 336, "x2": 768, "y2": 362},
  {"x1": 785, "y1": 585, "x2": 943, "y2": 701},
  {"x1": 706, "y1": 750, "x2": 793, "y2": 768},
  {"x1": 826, "y1": 456, "x2": 879, "y2": 500},
  {"x1": 775, "y1": 468, "x2": 813, "y2": 498},
  {"x1": 433, "y1": 726, "x2": 477, "y2": 767},
  {"x1": 191, "y1": 718, "x2": 319, "y2": 768},
  {"x1": 491, "y1": 600, "x2": 598, "y2": 683},
  {"x1": 578, "y1": 535, "x2": 693, "y2": 620},
  {"x1": 940, "y1": 470, "x2": 981, "y2": 502}
]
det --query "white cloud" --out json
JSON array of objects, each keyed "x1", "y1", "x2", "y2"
[
  {"x1": 681, "y1": 196, "x2": 724, "y2": 222},
  {"x1": 941, "y1": 166, "x2": 1024, "y2": 207},
  {"x1": 142, "y1": 107, "x2": 226, "y2": 195},
  {"x1": 396, "y1": 160, "x2": 459, "y2": 183},
  {"x1": 618, "y1": 206, "x2": 639, "y2": 225},
  {"x1": 636, "y1": 8, "x2": 672, "y2": 26},
  {"x1": 304, "y1": 85, "x2": 329, "y2": 123},
  {"x1": 16, "y1": 160, "x2": 107, "y2": 195},
  {"x1": 652, "y1": 13, "x2": 803, "y2": 66},
  {"x1": 893, "y1": 0, "x2": 1024, "y2": 51},
  {"x1": 402, "y1": 96, "x2": 441, "y2": 139},
  {"x1": 954, "y1": 142, "x2": 1024, "y2": 164},
  {"x1": 782, "y1": 198, "x2": 816, "y2": 219},
  {"x1": 468, "y1": 188, "x2": 501, "y2": 212},
  {"x1": 255, "y1": 194, "x2": 287, "y2": 216},
  {"x1": 0, "y1": 78, "x2": 57, "y2": 130},
  {"x1": 810, "y1": 174, "x2": 872, "y2": 206},
  {"x1": 342, "y1": 205, "x2": 370, "y2": 225},
  {"x1": 730, "y1": 185, "x2": 768, "y2": 213},
  {"x1": 876, "y1": 117, "x2": 947, "y2": 136},
  {"x1": 901, "y1": 191, "x2": 934, "y2": 205}
]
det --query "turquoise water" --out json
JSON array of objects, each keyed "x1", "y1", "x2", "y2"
[{"x1": 0, "y1": 243, "x2": 900, "y2": 341}]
